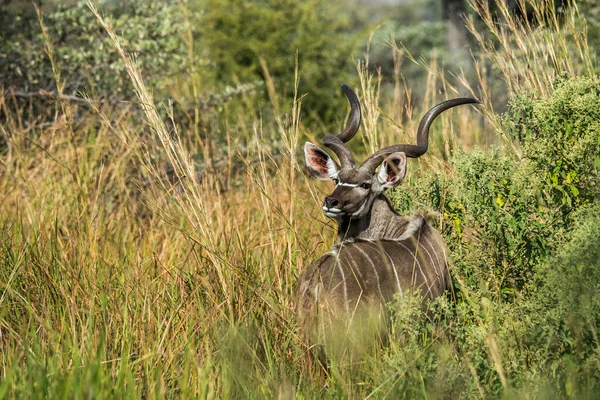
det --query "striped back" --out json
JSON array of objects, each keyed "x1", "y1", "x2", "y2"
[{"x1": 296, "y1": 217, "x2": 450, "y2": 343}]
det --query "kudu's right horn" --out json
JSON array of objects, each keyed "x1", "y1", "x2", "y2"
[{"x1": 361, "y1": 97, "x2": 480, "y2": 173}]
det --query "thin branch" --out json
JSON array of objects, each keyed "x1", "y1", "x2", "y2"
[{"x1": 7, "y1": 89, "x2": 122, "y2": 105}]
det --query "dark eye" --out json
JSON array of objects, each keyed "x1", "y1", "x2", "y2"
[
  {"x1": 360, "y1": 182, "x2": 371, "y2": 190},
  {"x1": 333, "y1": 178, "x2": 339, "y2": 185}
]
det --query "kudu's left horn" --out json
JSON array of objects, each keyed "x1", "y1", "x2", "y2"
[
  {"x1": 361, "y1": 98, "x2": 480, "y2": 173},
  {"x1": 323, "y1": 84, "x2": 362, "y2": 167}
]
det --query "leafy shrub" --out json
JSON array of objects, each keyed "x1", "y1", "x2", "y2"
[
  {"x1": 1, "y1": 0, "x2": 369, "y2": 127},
  {"x1": 369, "y1": 17, "x2": 448, "y2": 83},
  {"x1": 1, "y1": 1, "x2": 189, "y2": 99},
  {"x1": 200, "y1": 0, "x2": 366, "y2": 120},
  {"x1": 387, "y1": 74, "x2": 600, "y2": 395},
  {"x1": 392, "y1": 149, "x2": 549, "y2": 293},
  {"x1": 528, "y1": 201, "x2": 600, "y2": 394},
  {"x1": 502, "y1": 75, "x2": 600, "y2": 212},
  {"x1": 393, "y1": 75, "x2": 600, "y2": 294}
]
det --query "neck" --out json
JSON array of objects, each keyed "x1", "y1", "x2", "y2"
[{"x1": 336, "y1": 194, "x2": 412, "y2": 241}]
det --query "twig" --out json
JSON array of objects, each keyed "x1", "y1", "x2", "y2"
[{"x1": 7, "y1": 89, "x2": 123, "y2": 105}]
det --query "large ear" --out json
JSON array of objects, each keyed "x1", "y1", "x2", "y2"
[
  {"x1": 377, "y1": 152, "x2": 407, "y2": 189},
  {"x1": 304, "y1": 142, "x2": 338, "y2": 180}
]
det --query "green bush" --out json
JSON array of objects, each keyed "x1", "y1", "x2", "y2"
[
  {"x1": 529, "y1": 201, "x2": 600, "y2": 394},
  {"x1": 393, "y1": 75, "x2": 600, "y2": 293},
  {"x1": 502, "y1": 75, "x2": 600, "y2": 212},
  {"x1": 387, "y1": 74, "x2": 600, "y2": 395},
  {"x1": 198, "y1": 0, "x2": 365, "y2": 120},
  {"x1": 1, "y1": 1, "x2": 189, "y2": 99},
  {"x1": 1, "y1": 0, "x2": 368, "y2": 126}
]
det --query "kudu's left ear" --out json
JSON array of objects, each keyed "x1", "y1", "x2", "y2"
[
  {"x1": 377, "y1": 152, "x2": 407, "y2": 189},
  {"x1": 304, "y1": 142, "x2": 339, "y2": 180}
]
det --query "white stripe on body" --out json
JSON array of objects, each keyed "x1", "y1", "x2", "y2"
[
  {"x1": 353, "y1": 245, "x2": 385, "y2": 301},
  {"x1": 383, "y1": 245, "x2": 403, "y2": 296},
  {"x1": 363, "y1": 241, "x2": 403, "y2": 298},
  {"x1": 422, "y1": 234, "x2": 447, "y2": 288},
  {"x1": 395, "y1": 240, "x2": 433, "y2": 297},
  {"x1": 334, "y1": 252, "x2": 350, "y2": 316},
  {"x1": 419, "y1": 236, "x2": 441, "y2": 280},
  {"x1": 343, "y1": 246, "x2": 365, "y2": 281}
]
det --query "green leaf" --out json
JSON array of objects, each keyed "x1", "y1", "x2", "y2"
[{"x1": 569, "y1": 185, "x2": 579, "y2": 197}]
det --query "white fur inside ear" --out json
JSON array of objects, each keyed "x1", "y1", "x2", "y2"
[
  {"x1": 377, "y1": 152, "x2": 407, "y2": 188},
  {"x1": 377, "y1": 162, "x2": 390, "y2": 184},
  {"x1": 326, "y1": 157, "x2": 339, "y2": 179},
  {"x1": 304, "y1": 142, "x2": 338, "y2": 180}
]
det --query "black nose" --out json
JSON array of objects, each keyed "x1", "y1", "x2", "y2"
[{"x1": 324, "y1": 197, "x2": 339, "y2": 209}]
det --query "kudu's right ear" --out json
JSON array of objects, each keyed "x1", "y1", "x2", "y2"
[
  {"x1": 304, "y1": 142, "x2": 339, "y2": 180},
  {"x1": 377, "y1": 152, "x2": 407, "y2": 189}
]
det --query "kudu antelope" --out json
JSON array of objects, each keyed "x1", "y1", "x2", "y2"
[{"x1": 295, "y1": 84, "x2": 478, "y2": 367}]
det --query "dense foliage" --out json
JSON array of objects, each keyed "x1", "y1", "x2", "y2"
[
  {"x1": 200, "y1": 0, "x2": 365, "y2": 119},
  {"x1": 1, "y1": 0, "x2": 366, "y2": 122},
  {"x1": 1, "y1": 1, "x2": 188, "y2": 99},
  {"x1": 0, "y1": 0, "x2": 599, "y2": 398},
  {"x1": 389, "y1": 75, "x2": 600, "y2": 396}
]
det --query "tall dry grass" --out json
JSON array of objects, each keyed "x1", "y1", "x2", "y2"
[{"x1": 0, "y1": 0, "x2": 597, "y2": 397}]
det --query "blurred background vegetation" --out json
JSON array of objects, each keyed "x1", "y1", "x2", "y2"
[
  {"x1": 2, "y1": 0, "x2": 599, "y2": 123},
  {"x1": 1, "y1": 0, "x2": 600, "y2": 397}
]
